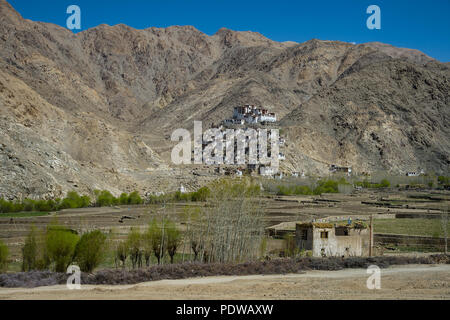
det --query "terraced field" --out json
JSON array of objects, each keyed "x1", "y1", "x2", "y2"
[{"x1": 0, "y1": 189, "x2": 449, "y2": 267}]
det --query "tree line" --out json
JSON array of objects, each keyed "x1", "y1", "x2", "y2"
[
  {"x1": 0, "y1": 186, "x2": 214, "y2": 214},
  {"x1": 0, "y1": 178, "x2": 267, "y2": 273},
  {"x1": 0, "y1": 190, "x2": 143, "y2": 214}
]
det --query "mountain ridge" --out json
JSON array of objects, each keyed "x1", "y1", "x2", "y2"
[{"x1": 0, "y1": 0, "x2": 448, "y2": 199}]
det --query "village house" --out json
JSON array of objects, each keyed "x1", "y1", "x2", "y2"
[
  {"x1": 295, "y1": 221, "x2": 371, "y2": 257},
  {"x1": 259, "y1": 165, "x2": 277, "y2": 176},
  {"x1": 406, "y1": 170, "x2": 424, "y2": 177}
]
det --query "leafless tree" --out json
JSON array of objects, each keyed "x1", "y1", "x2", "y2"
[{"x1": 185, "y1": 178, "x2": 265, "y2": 264}]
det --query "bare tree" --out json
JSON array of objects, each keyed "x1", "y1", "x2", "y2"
[
  {"x1": 185, "y1": 178, "x2": 265, "y2": 264},
  {"x1": 142, "y1": 230, "x2": 153, "y2": 267},
  {"x1": 148, "y1": 218, "x2": 165, "y2": 264},
  {"x1": 115, "y1": 241, "x2": 129, "y2": 269},
  {"x1": 166, "y1": 220, "x2": 181, "y2": 263},
  {"x1": 127, "y1": 227, "x2": 142, "y2": 269}
]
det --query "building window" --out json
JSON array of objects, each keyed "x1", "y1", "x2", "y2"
[
  {"x1": 335, "y1": 227, "x2": 349, "y2": 236},
  {"x1": 320, "y1": 231, "x2": 328, "y2": 239}
]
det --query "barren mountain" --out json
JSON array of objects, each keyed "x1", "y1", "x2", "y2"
[{"x1": 0, "y1": 0, "x2": 448, "y2": 199}]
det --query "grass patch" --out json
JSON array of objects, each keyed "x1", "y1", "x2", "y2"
[
  {"x1": 395, "y1": 245, "x2": 442, "y2": 253},
  {"x1": 374, "y1": 218, "x2": 450, "y2": 237},
  {"x1": 0, "y1": 212, "x2": 50, "y2": 218}
]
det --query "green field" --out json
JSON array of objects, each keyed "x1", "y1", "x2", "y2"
[{"x1": 374, "y1": 218, "x2": 449, "y2": 237}]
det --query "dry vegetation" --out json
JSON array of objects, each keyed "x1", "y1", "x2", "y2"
[{"x1": 1, "y1": 255, "x2": 448, "y2": 288}]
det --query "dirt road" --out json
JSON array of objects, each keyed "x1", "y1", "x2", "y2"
[{"x1": 0, "y1": 264, "x2": 448, "y2": 300}]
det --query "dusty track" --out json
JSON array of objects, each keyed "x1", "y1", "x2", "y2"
[{"x1": 0, "y1": 264, "x2": 448, "y2": 300}]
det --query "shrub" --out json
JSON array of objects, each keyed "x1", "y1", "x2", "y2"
[
  {"x1": 46, "y1": 226, "x2": 79, "y2": 272},
  {"x1": 127, "y1": 228, "x2": 142, "y2": 269},
  {"x1": 293, "y1": 185, "x2": 313, "y2": 195},
  {"x1": 356, "y1": 179, "x2": 390, "y2": 189},
  {"x1": 148, "y1": 219, "x2": 165, "y2": 264},
  {"x1": 438, "y1": 176, "x2": 449, "y2": 185},
  {"x1": 58, "y1": 191, "x2": 81, "y2": 209},
  {"x1": 34, "y1": 200, "x2": 52, "y2": 212},
  {"x1": 128, "y1": 191, "x2": 143, "y2": 205},
  {"x1": 142, "y1": 231, "x2": 153, "y2": 267},
  {"x1": 22, "y1": 227, "x2": 38, "y2": 271},
  {"x1": 119, "y1": 193, "x2": 129, "y2": 205},
  {"x1": 80, "y1": 195, "x2": 91, "y2": 208},
  {"x1": 174, "y1": 191, "x2": 191, "y2": 202},
  {"x1": 438, "y1": 176, "x2": 450, "y2": 189},
  {"x1": 74, "y1": 230, "x2": 107, "y2": 273},
  {"x1": 1, "y1": 193, "x2": 89, "y2": 214},
  {"x1": 1, "y1": 255, "x2": 448, "y2": 288},
  {"x1": 380, "y1": 179, "x2": 390, "y2": 188},
  {"x1": 313, "y1": 179, "x2": 339, "y2": 194},
  {"x1": 166, "y1": 220, "x2": 181, "y2": 264},
  {"x1": 96, "y1": 190, "x2": 117, "y2": 207},
  {"x1": 275, "y1": 184, "x2": 313, "y2": 196},
  {"x1": 0, "y1": 198, "x2": 13, "y2": 213},
  {"x1": 283, "y1": 234, "x2": 297, "y2": 258},
  {"x1": 0, "y1": 240, "x2": 8, "y2": 273},
  {"x1": 191, "y1": 187, "x2": 210, "y2": 202},
  {"x1": 11, "y1": 201, "x2": 24, "y2": 212},
  {"x1": 147, "y1": 193, "x2": 174, "y2": 204},
  {"x1": 276, "y1": 185, "x2": 291, "y2": 195}
]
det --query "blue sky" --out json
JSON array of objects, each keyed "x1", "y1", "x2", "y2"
[{"x1": 7, "y1": 0, "x2": 450, "y2": 62}]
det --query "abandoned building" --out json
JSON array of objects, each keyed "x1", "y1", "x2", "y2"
[{"x1": 295, "y1": 222, "x2": 371, "y2": 257}]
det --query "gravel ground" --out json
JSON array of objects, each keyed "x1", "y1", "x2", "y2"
[{"x1": 0, "y1": 264, "x2": 448, "y2": 300}]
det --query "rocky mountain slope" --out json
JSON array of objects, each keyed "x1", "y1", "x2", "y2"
[{"x1": 0, "y1": 0, "x2": 448, "y2": 199}]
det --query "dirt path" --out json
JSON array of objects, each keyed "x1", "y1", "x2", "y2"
[{"x1": 0, "y1": 264, "x2": 449, "y2": 300}]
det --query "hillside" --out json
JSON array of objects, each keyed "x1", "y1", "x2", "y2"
[{"x1": 0, "y1": 0, "x2": 448, "y2": 199}]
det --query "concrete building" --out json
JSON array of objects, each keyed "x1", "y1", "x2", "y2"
[
  {"x1": 295, "y1": 222, "x2": 371, "y2": 257},
  {"x1": 406, "y1": 169, "x2": 425, "y2": 176}
]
